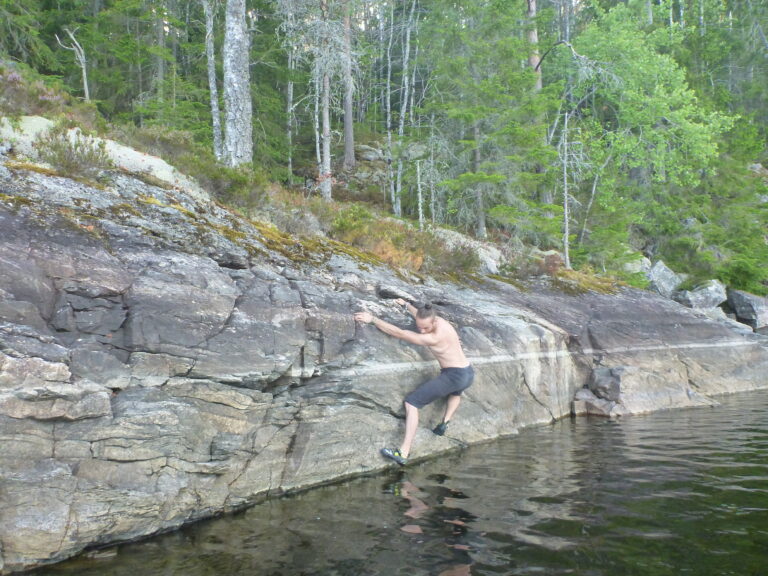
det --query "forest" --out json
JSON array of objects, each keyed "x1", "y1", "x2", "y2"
[{"x1": 1, "y1": 0, "x2": 767, "y2": 294}]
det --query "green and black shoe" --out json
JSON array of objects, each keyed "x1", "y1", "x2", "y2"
[
  {"x1": 433, "y1": 420, "x2": 449, "y2": 436},
  {"x1": 381, "y1": 447, "x2": 408, "y2": 466}
]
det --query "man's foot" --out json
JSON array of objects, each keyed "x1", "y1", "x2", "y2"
[
  {"x1": 433, "y1": 421, "x2": 449, "y2": 436},
  {"x1": 381, "y1": 447, "x2": 408, "y2": 466}
]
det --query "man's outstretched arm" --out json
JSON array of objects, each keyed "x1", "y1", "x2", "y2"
[{"x1": 354, "y1": 311, "x2": 437, "y2": 346}]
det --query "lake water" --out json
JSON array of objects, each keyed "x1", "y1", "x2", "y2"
[{"x1": 36, "y1": 389, "x2": 768, "y2": 576}]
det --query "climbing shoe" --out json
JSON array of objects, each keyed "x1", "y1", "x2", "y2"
[
  {"x1": 381, "y1": 447, "x2": 408, "y2": 466},
  {"x1": 433, "y1": 421, "x2": 449, "y2": 436}
]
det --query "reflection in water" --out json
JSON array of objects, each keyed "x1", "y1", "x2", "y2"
[
  {"x1": 37, "y1": 389, "x2": 768, "y2": 576},
  {"x1": 393, "y1": 475, "x2": 475, "y2": 574}
]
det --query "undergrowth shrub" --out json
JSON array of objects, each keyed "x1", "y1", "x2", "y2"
[
  {"x1": 108, "y1": 124, "x2": 196, "y2": 160},
  {"x1": 0, "y1": 60, "x2": 102, "y2": 130},
  {"x1": 36, "y1": 125, "x2": 112, "y2": 182},
  {"x1": 552, "y1": 266, "x2": 622, "y2": 294},
  {"x1": 325, "y1": 202, "x2": 481, "y2": 278},
  {"x1": 109, "y1": 123, "x2": 269, "y2": 212},
  {"x1": 200, "y1": 164, "x2": 270, "y2": 214}
]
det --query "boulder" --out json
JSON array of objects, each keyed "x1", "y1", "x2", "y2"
[
  {"x1": 430, "y1": 228, "x2": 504, "y2": 275},
  {"x1": 581, "y1": 364, "x2": 716, "y2": 417},
  {"x1": 622, "y1": 254, "x2": 652, "y2": 275},
  {"x1": 355, "y1": 144, "x2": 384, "y2": 162},
  {"x1": 727, "y1": 289, "x2": 768, "y2": 332},
  {"x1": 673, "y1": 279, "x2": 727, "y2": 310},
  {"x1": 647, "y1": 260, "x2": 685, "y2": 298}
]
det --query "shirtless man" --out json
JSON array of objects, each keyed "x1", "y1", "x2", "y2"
[{"x1": 354, "y1": 299, "x2": 474, "y2": 465}]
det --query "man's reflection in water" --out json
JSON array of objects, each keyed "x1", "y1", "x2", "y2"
[{"x1": 389, "y1": 474, "x2": 476, "y2": 575}]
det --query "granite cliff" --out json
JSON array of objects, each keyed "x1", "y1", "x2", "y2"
[{"x1": 1, "y1": 155, "x2": 767, "y2": 573}]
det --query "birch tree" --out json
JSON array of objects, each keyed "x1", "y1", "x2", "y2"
[
  {"x1": 201, "y1": 0, "x2": 223, "y2": 160},
  {"x1": 341, "y1": 0, "x2": 356, "y2": 171},
  {"x1": 222, "y1": 0, "x2": 253, "y2": 167},
  {"x1": 390, "y1": 0, "x2": 418, "y2": 217},
  {"x1": 152, "y1": 0, "x2": 166, "y2": 104},
  {"x1": 526, "y1": 0, "x2": 542, "y2": 92},
  {"x1": 275, "y1": 0, "x2": 348, "y2": 199}
]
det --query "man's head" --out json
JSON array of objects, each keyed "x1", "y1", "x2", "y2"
[{"x1": 415, "y1": 303, "x2": 437, "y2": 334}]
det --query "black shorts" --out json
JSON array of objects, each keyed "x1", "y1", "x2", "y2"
[{"x1": 404, "y1": 365, "x2": 474, "y2": 409}]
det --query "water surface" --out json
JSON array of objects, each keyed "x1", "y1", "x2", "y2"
[{"x1": 37, "y1": 390, "x2": 768, "y2": 576}]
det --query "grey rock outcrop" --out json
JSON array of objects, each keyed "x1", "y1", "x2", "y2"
[
  {"x1": 727, "y1": 289, "x2": 768, "y2": 333},
  {"x1": 673, "y1": 279, "x2": 727, "y2": 310},
  {"x1": 2, "y1": 159, "x2": 768, "y2": 574},
  {"x1": 647, "y1": 260, "x2": 685, "y2": 298}
]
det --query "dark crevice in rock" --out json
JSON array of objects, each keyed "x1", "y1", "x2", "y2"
[
  {"x1": 520, "y1": 371, "x2": 556, "y2": 422},
  {"x1": 304, "y1": 390, "x2": 401, "y2": 419}
]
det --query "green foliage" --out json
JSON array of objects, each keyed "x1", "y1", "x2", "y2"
[
  {"x1": 570, "y1": 4, "x2": 734, "y2": 188},
  {"x1": 0, "y1": 60, "x2": 102, "y2": 129},
  {"x1": 719, "y1": 256, "x2": 768, "y2": 296},
  {"x1": 489, "y1": 200, "x2": 563, "y2": 248},
  {"x1": 723, "y1": 116, "x2": 765, "y2": 163},
  {"x1": 631, "y1": 154, "x2": 768, "y2": 296},
  {"x1": 197, "y1": 163, "x2": 270, "y2": 214},
  {"x1": 0, "y1": 0, "x2": 56, "y2": 69},
  {"x1": 318, "y1": 199, "x2": 480, "y2": 279},
  {"x1": 35, "y1": 124, "x2": 113, "y2": 182},
  {"x1": 0, "y1": 0, "x2": 765, "y2": 295},
  {"x1": 331, "y1": 204, "x2": 374, "y2": 236},
  {"x1": 132, "y1": 75, "x2": 213, "y2": 142}
]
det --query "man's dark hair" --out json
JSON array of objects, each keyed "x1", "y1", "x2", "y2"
[{"x1": 416, "y1": 302, "x2": 436, "y2": 320}]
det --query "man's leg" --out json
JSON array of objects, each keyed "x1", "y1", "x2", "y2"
[
  {"x1": 442, "y1": 394, "x2": 461, "y2": 423},
  {"x1": 433, "y1": 394, "x2": 461, "y2": 435},
  {"x1": 400, "y1": 401, "x2": 419, "y2": 458}
]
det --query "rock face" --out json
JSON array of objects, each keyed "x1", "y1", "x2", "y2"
[
  {"x1": 673, "y1": 279, "x2": 727, "y2": 310},
  {"x1": 727, "y1": 289, "x2": 768, "y2": 333},
  {"x1": 1, "y1": 160, "x2": 768, "y2": 574},
  {"x1": 647, "y1": 260, "x2": 685, "y2": 297}
]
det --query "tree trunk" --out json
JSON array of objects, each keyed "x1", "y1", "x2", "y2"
[
  {"x1": 385, "y1": 3, "x2": 396, "y2": 213},
  {"x1": 561, "y1": 0, "x2": 573, "y2": 42},
  {"x1": 393, "y1": 0, "x2": 417, "y2": 217},
  {"x1": 473, "y1": 123, "x2": 486, "y2": 239},
  {"x1": 578, "y1": 154, "x2": 612, "y2": 245},
  {"x1": 319, "y1": 71, "x2": 333, "y2": 200},
  {"x1": 416, "y1": 160, "x2": 423, "y2": 231},
  {"x1": 286, "y1": 48, "x2": 295, "y2": 186},
  {"x1": 154, "y1": 0, "x2": 165, "y2": 104},
  {"x1": 342, "y1": 1, "x2": 356, "y2": 171},
  {"x1": 222, "y1": 0, "x2": 253, "y2": 167},
  {"x1": 409, "y1": 43, "x2": 418, "y2": 126},
  {"x1": 313, "y1": 73, "x2": 322, "y2": 179},
  {"x1": 202, "y1": 0, "x2": 223, "y2": 161},
  {"x1": 56, "y1": 28, "x2": 90, "y2": 101},
  {"x1": 317, "y1": 0, "x2": 333, "y2": 200},
  {"x1": 429, "y1": 113, "x2": 436, "y2": 224},
  {"x1": 527, "y1": 0, "x2": 542, "y2": 92},
  {"x1": 561, "y1": 112, "x2": 571, "y2": 269}
]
